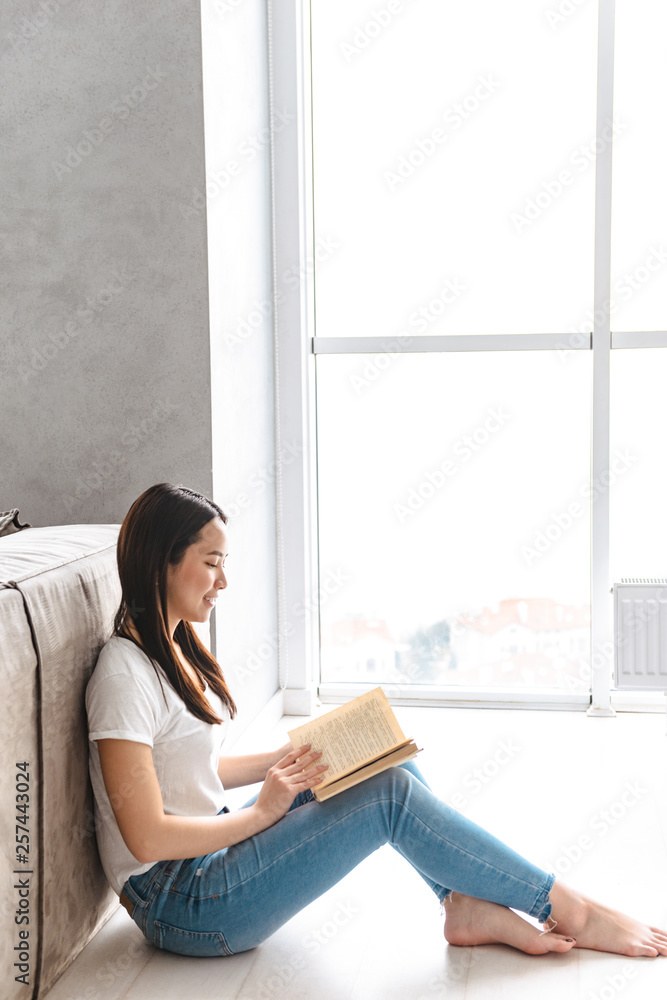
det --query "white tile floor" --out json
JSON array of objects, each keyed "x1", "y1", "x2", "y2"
[{"x1": 45, "y1": 704, "x2": 667, "y2": 1000}]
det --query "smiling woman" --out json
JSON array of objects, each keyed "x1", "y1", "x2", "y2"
[
  {"x1": 110, "y1": 482, "x2": 236, "y2": 724},
  {"x1": 84, "y1": 482, "x2": 667, "y2": 965},
  {"x1": 164, "y1": 517, "x2": 228, "y2": 637}
]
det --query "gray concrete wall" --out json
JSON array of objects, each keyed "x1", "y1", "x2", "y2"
[{"x1": 1, "y1": 0, "x2": 214, "y2": 524}]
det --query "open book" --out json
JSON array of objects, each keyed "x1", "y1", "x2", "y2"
[{"x1": 287, "y1": 687, "x2": 422, "y2": 802}]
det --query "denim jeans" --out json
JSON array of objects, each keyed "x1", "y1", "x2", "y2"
[{"x1": 123, "y1": 761, "x2": 555, "y2": 957}]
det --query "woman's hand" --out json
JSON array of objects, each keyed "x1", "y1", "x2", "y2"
[
  {"x1": 272, "y1": 740, "x2": 294, "y2": 765},
  {"x1": 253, "y1": 744, "x2": 329, "y2": 826}
]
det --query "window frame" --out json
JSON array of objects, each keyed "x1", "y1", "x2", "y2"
[{"x1": 268, "y1": 0, "x2": 666, "y2": 714}]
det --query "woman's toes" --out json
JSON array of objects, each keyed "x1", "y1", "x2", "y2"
[
  {"x1": 631, "y1": 943, "x2": 659, "y2": 958},
  {"x1": 547, "y1": 935, "x2": 577, "y2": 954}
]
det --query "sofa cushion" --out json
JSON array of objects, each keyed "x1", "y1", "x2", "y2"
[{"x1": 1, "y1": 524, "x2": 121, "y2": 1000}]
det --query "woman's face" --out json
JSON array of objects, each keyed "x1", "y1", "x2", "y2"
[{"x1": 165, "y1": 517, "x2": 229, "y2": 635}]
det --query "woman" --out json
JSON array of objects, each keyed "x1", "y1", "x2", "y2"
[{"x1": 86, "y1": 482, "x2": 667, "y2": 960}]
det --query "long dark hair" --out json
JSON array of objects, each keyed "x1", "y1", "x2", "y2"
[{"x1": 113, "y1": 482, "x2": 237, "y2": 724}]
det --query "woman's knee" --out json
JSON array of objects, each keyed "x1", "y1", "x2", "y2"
[
  {"x1": 365, "y1": 764, "x2": 415, "y2": 800},
  {"x1": 397, "y1": 759, "x2": 432, "y2": 790}
]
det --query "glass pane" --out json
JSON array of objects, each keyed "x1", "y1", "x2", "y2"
[
  {"x1": 610, "y1": 350, "x2": 667, "y2": 578},
  {"x1": 611, "y1": 3, "x2": 667, "y2": 333},
  {"x1": 316, "y1": 352, "x2": 591, "y2": 691},
  {"x1": 311, "y1": 0, "x2": 597, "y2": 337}
]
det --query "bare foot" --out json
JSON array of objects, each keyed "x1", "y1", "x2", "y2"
[
  {"x1": 443, "y1": 892, "x2": 576, "y2": 956},
  {"x1": 547, "y1": 881, "x2": 667, "y2": 958}
]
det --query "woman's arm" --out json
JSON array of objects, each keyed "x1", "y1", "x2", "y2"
[
  {"x1": 97, "y1": 738, "x2": 324, "y2": 863},
  {"x1": 217, "y1": 741, "x2": 293, "y2": 788}
]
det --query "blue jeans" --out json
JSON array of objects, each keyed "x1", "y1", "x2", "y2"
[{"x1": 123, "y1": 762, "x2": 555, "y2": 957}]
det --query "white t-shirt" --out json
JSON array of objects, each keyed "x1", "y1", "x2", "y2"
[{"x1": 85, "y1": 634, "x2": 230, "y2": 895}]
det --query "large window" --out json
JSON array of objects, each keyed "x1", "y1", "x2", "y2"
[
  {"x1": 317, "y1": 351, "x2": 592, "y2": 691},
  {"x1": 610, "y1": 0, "x2": 667, "y2": 333},
  {"x1": 269, "y1": 0, "x2": 667, "y2": 708},
  {"x1": 310, "y1": 0, "x2": 597, "y2": 338},
  {"x1": 610, "y1": 350, "x2": 667, "y2": 580}
]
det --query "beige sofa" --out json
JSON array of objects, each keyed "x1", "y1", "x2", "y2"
[{"x1": 0, "y1": 524, "x2": 121, "y2": 1000}]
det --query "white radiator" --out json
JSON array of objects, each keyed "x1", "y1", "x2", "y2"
[{"x1": 614, "y1": 580, "x2": 667, "y2": 689}]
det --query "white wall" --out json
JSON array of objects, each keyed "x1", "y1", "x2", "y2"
[{"x1": 201, "y1": 0, "x2": 281, "y2": 725}]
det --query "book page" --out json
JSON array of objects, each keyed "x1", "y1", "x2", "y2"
[
  {"x1": 288, "y1": 687, "x2": 407, "y2": 784},
  {"x1": 314, "y1": 742, "x2": 421, "y2": 802}
]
